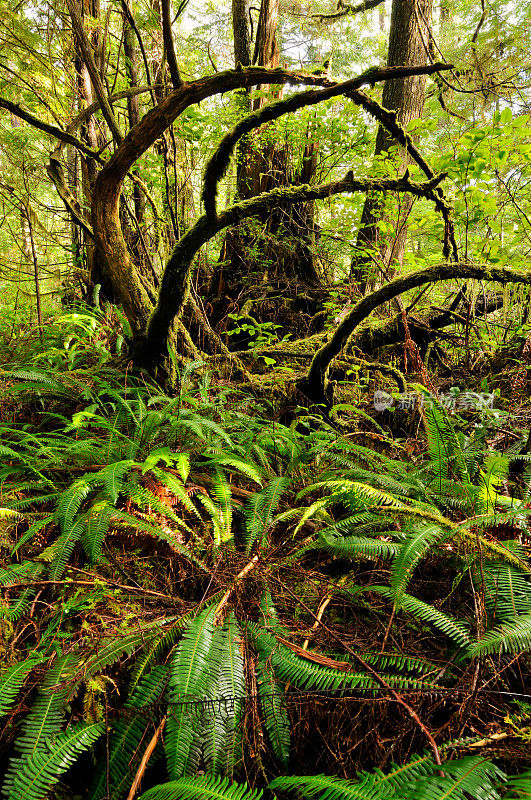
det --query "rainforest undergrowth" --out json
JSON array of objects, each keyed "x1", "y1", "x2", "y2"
[{"x1": 1, "y1": 309, "x2": 531, "y2": 800}]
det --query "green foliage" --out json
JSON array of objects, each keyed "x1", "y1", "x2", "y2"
[
  {"x1": 9, "y1": 722, "x2": 104, "y2": 800},
  {"x1": 270, "y1": 755, "x2": 505, "y2": 800},
  {"x1": 138, "y1": 776, "x2": 262, "y2": 800}
]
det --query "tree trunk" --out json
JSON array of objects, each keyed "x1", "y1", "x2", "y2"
[
  {"x1": 352, "y1": 0, "x2": 433, "y2": 292},
  {"x1": 207, "y1": 0, "x2": 321, "y2": 331}
]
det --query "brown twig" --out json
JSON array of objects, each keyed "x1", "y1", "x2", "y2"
[
  {"x1": 213, "y1": 554, "x2": 260, "y2": 623},
  {"x1": 276, "y1": 577, "x2": 443, "y2": 765},
  {"x1": 126, "y1": 716, "x2": 167, "y2": 800}
]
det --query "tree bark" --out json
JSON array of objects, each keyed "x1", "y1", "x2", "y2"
[{"x1": 352, "y1": 0, "x2": 433, "y2": 291}]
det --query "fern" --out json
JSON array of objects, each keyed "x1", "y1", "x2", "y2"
[
  {"x1": 204, "y1": 455, "x2": 263, "y2": 486},
  {"x1": 0, "y1": 659, "x2": 43, "y2": 720},
  {"x1": 390, "y1": 523, "x2": 452, "y2": 602},
  {"x1": 138, "y1": 775, "x2": 263, "y2": 800},
  {"x1": 48, "y1": 517, "x2": 86, "y2": 579},
  {"x1": 9, "y1": 722, "x2": 104, "y2": 800},
  {"x1": 90, "y1": 665, "x2": 169, "y2": 800},
  {"x1": 81, "y1": 500, "x2": 114, "y2": 562},
  {"x1": 165, "y1": 606, "x2": 217, "y2": 779},
  {"x1": 202, "y1": 613, "x2": 245, "y2": 777},
  {"x1": 246, "y1": 625, "x2": 435, "y2": 693},
  {"x1": 481, "y1": 561, "x2": 531, "y2": 622},
  {"x1": 99, "y1": 459, "x2": 135, "y2": 502},
  {"x1": 468, "y1": 613, "x2": 531, "y2": 656},
  {"x1": 244, "y1": 477, "x2": 289, "y2": 554},
  {"x1": 318, "y1": 534, "x2": 400, "y2": 560},
  {"x1": 418, "y1": 386, "x2": 470, "y2": 484},
  {"x1": 366, "y1": 586, "x2": 471, "y2": 647},
  {"x1": 270, "y1": 755, "x2": 504, "y2": 800},
  {"x1": 129, "y1": 596, "x2": 226, "y2": 693},
  {"x1": 3, "y1": 653, "x2": 77, "y2": 798},
  {"x1": 256, "y1": 657, "x2": 290, "y2": 767}
]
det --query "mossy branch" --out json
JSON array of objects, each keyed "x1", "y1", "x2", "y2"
[
  {"x1": 301, "y1": 263, "x2": 531, "y2": 404},
  {"x1": 202, "y1": 62, "x2": 452, "y2": 219},
  {"x1": 348, "y1": 89, "x2": 459, "y2": 260},
  {"x1": 141, "y1": 171, "x2": 450, "y2": 365}
]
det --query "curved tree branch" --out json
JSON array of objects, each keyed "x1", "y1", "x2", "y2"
[
  {"x1": 301, "y1": 263, "x2": 531, "y2": 404},
  {"x1": 312, "y1": 0, "x2": 386, "y2": 22},
  {"x1": 202, "y1": 61, "x2": 451, "y2": 219},
  {"x1": 348, "y1": 88, "x2": 459, "y2": 260},
  {"x1": 90, "y1": 63, "x2": 450, "y2": 335},
  {"x1": 0, "y1": 97, "x2": 99, "y2": 159},
  {"x1": 140, "y1": 172, "x2": 448, "y2": 364}
]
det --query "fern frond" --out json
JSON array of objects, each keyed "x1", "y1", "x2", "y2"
[
  {"x1": 54, "y1": 475, "x2": 99, "y2": 535},
  {"x1": 0, "y1": 659, "x2": 43, "y2": 720},
  {"x1": 151, "y1": 467, "x2": 201, "y2": 519},
  {"x1": 10, "y1": 722, "x2": 104, "y2": 800},
  {"x1": 138, "y1": 775, "x2": 262, "y2": 800},
  {"x1": 48, "y1": 517, "x2": 85, "y2": 580},
  {"x1": 367, "y1": 586, "x2": 471, "y2": 647},
  {"x1": 270, "y1": 754, "x2": 503, "y2": 800},
  {"x1": 129, "y1": 596, "x2": 225, "y2": 692},
  {"x1": 256, "y1": 657, "x2": 290, "y2": 767},
  {"x1": 390, "y1": 524, "x2": 451, "y2": 601},
  {"x1": 3, "y1": 653, "x2": 77, "y2": 797},
  {"x1": 81, "y1": 500, "x2": 114, "y2": 563},
  {"x1": 165, "y1": 606, "x2": 217, "y2": 779},
  {"x1": 202, "y1": 613, "x2": 245, "y2": 777},
  {"x1": 319, "y1": 535, "x2": 399, "y2": 560},
  {"x1": 90, "y1": 666, "x2": 169, "y2": 800},
  {"x1": 468, "y1": 613, "x2": 531, "y2": 656},
  {"x1": 481, "y1": 562, "x2": 531, "y2": 622},
  {"x1": 99, "y1": 459, "x2": 135, "y2": 503},
  {"x1": 205, "y1": 455, "x2": 263, "y2": 486},
  {"x1": 244, "y1": 477, "x2": 289, "y2": 554}
]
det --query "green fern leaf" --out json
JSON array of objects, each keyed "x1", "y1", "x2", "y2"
[
  {"x1": 54, "y1": 476, "x2": 99, "y2": 535},
  {"x1": 256, "y1": 657, "x2": 290, "y2": 767},
  {"x1": 468, "y1": 613, "x2": 531, "y2": 656},
  {"x1": 203, "y1": 613, "x2": 245, "y2": 777},
  {"x1": 3, "y1": 653, "x2": 76, "y2": 798},
  {"x1": 10, "y1": 722, "x2": 103, "y2": 800},
  {"x1": 0, "y1": 659, "x2": 43, "y2": 720},
  {"x1": 99, "y1": 459, "x2": 135, "y2": 503},
  {"x1": 48, "y1": 517, "x2": 85, "y2": 580},
  {"x1": 367, "y1": 586, "x2": 471, "y2": 647},
  {"x1": 138, "y1": 775, "x2": 263, "y2": 800},
  {"x1": 81, "y1": 500, "x2": 114, "y2": 562},
  {"x1": 165, "y1": 606, "x2": 217, "y2": 779},
  {"x1": 390, "y1": 524, "x2": 450, "y2": 602},
  {"x1": 205, "y1": 456, "x2": 263, "y2": 486},
  {"x1": 90, "y1": 665, "x2": 169, "y2": 800},
  {"x1": 244, "y1": 477, "x2": 289, "y2": 554}
]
